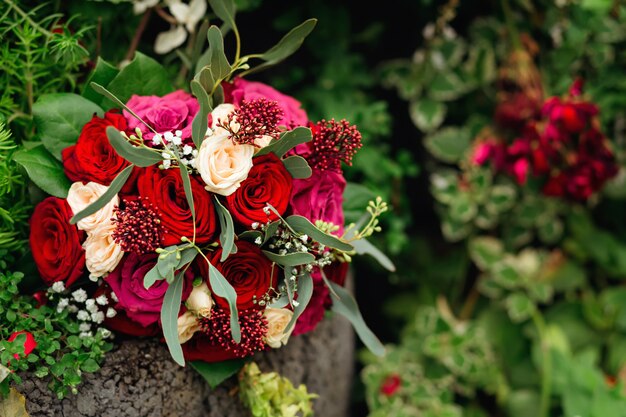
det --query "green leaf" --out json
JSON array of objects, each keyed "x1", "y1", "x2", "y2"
[
  {"x1": 285, "y1": 272, "x2": 313, "y2": 333},
  {"x1": 343, "y1": 183, "x2": 376, "y2": 224},
  {"x1": 157, "y1": 246, "x2": 181, "y2": 278},
  {"x1": 428, "y1": 71, "x2": 467, "y2": 101},
  {"x1": 105, "y1": 52, "x2": 174, "y2": 105},
  {"x1": 214, "y1": 196, "x2": 236, "y2": 261},
  {"x1": 244, "y1": 19, "x2": 317, "y2": 75},
  {"x1": 13, "y1": 145, "x2": 71, "y2": 198},
  {"x1": 468, "y1": 236, "x2": 504, "y2": 271},
  {"x1": 351, "y1": 238, "x2": 396, "y2": 272},
  {"x1": 505, "y1": 293, "x2": 536, "y2": 323},
  {"x1": 106, "y1": 126, "x2": 161, "y2": 167},
  {"x1": 69, "y1": 164, "x2": 134, "y2": 225},
  {"x1": 285, "y1": 215, "x2": 353, "y2": 251},
  {"x1": 255, "y1": 127, "x2": 312, "y2": 158},
  {"x1": 82, "y1": 58, "x2": 119, "y2": 105},
  {"x1": 282, "y1": 155, "x2": 312, "y2": 179},
  {"x1": 33, "y1": 93, "x2": 104, "y2": 160},
  {"x1": 179, "y1": 163, "x2": 196, "y2": 221},
  {"x1": 190, "y1": 79, "x2": 212, "y2": 149},
  {"x1": 190, "y1": 359, "x2": 245, "y2": 389},
  {"x1": 328, "y1": 280, "x2": 385, "y2": 356},
  {"x1": 208, "y1": 0, "x2": 236, "y2": 29},
  {"x1": 409, "y1": 98, "x2": 446, "y2": 132},
  {"x1": 161, "y1": 273, "x2": 186, "y2": 366},
  {"x1": 205, "y1": 258, "x2": 241, "y2": 342},
  {"x1": 262, "y1": 250, "x2": 315, "y2": 266},
  {"x1": 424, "y1": 127, "x2": 471, "y2": 163},
  {"x1": 206, "y1": 25, "x2": 231, "y2": 80},
  {"x1": 80, "y1": 358, "x2": 100, "y2": 373}
]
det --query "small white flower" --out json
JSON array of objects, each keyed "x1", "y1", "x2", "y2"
[
  {"x1": 152, "y1": 134, "x2": 163, "y2": 145},
  {"x1": 110, "y1": 292, "x2": 119, "y2": 303},
  {"x1": 106, "y1": 308, "x2": 117, "y2": 318},
  {"x1": 162, "y1": 159, "x2": 172, "y2": 169},
  {"x1": 183, "y1": 145, "x2": 193, "y2": 155},
  {"x1": 300, "y1": 234, "x2": 308, "y2": 243},
  {"x1": 96, "y1": 295, "x2": 108, "y2": 306},
  {"x1": 79, "y1": 323, "x2": 91, "y2": 332},
  {"x1": 292, "y1": 300, "x2": 300, "y2": 307},
  {"x1": 251, "y1": 222, "x2": 259, "y2": 229},
  {"x1": 57, "y1": 298, "x2": 69, "y2": 310},
  {"x1": 77, "y1": 310, "x2": 90, "y2": 321},
  {"x1": 172, "y1": 136, "x2": 183, "y2": 146},
  {"x1": 175, "y1": 130, "x2": 183, "y2": 137},
  {"x1": 91, "y1": 311, "x2": 105, "y2": 324},
  {"x1": 255, "y1": 236, "x2": 262, "y2": 245},
  {"x1": 164, "y1": 131, "x2": 174, "y2": 142},
  {"x1": 72, "y1": 289, "x2": 88, "y2": 303},
  {"x1": 79, "y1": 332, "x2": 93, "y2": 338},
  {"x1": 100, "y1": 328, "x2": 112, "y2": 338},
  {"x1": 51, "y1": 282, "x2": 65, "y2": 293},
  {"x1": 68, "y1": 305, "x2": 79, "y2": 313},
  {"x1": 85, "y1": 299, "x2": 99, "y2": 314}
]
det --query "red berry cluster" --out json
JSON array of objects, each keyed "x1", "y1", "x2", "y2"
[
  {"x1": 220, "y1": 98, "x2": 284, "y2": 146},
  {"x1": 111, "y1": 197, "x2": 162, "y2": 254},
  {"x1": 199, "y1": 308, "x2": 268, "y2": 358},
  {"x1": 307, "y1": 119, "x2": 362, "y2": 172}
]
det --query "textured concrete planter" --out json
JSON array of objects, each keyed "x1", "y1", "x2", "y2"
[{"x1": 20, "y1": 312, "x2": 354, "y2": 417}]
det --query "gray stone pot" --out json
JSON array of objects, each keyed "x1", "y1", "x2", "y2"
[{"x1": 20, "y1": 312, "x2": 354, "y2": 417}]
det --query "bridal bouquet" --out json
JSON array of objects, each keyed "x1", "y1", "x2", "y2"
[{"x1": 3, "y1": 0, "x2": 391, "y2": 405}]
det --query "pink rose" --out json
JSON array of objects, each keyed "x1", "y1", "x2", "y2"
[
  {"x1": 289, "y1": 169, "x2": 346, "y2": 233},
  {"x1": 123, "y1": 91, "x2": 199, "y2": 142},
  {"x1": 105, "y1": 253, "x2": 193, "y2": 327},
  {"x1": 223, "y1": 77, "x2": 308, "y2": 129}
]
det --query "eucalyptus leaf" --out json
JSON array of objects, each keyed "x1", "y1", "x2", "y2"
[
  {"x1": 262, "y1": 250, "x2": 315, "y2": 266},
  {"x1": 282, "y1": 155, "x2": 312, "y2": 179},
  {"x1": 161, "y1": 272, "x2": 186, "y2": 366},
  {"x1": 190, "y1": 359, "x2": 245, "y2": 389},
  {"x1": 255, "y1": 127, "x2": 312, "y2": 158},
  {"x1": 177, "y1": 247, "x2": 199, "y2": 269},
  {"x1": 179, "y1": 163, "x2": 196, "y2": 221},
  {"x1": 157, "y1": 246, "x2": 180, "y2": 277},
  {"x1": 214, "y1": 196, "x2": 236, "y2": 261},
  {"x1": 106, "y1": 126, "x2": 162, "y2": 167},
  {"x1": 328, "y1": 280, "x2": 385, "y2": 356},
  {"x1": 70, "y1": 164, "x2": 134, "y2": 225},
  {"x1": 208, "y1": 0, "x2": 236, "y2": 29},
  {"x1": 285, "y1": 272, "x2": 313, "y2": 333},
  {"x1": 195, "y1": 66, "x2": 216, "y2": 94},
  {"x1": 263, "y1": 221, "x2": 280, "y2": 245},
  {"x1": 33, "y1": 93, "x2": 104, "y2": 160},
  {"x1": 143, "y1": 264, "x2": 162, "y2": 289},
  {"x1": 206, "y1": 259, "x2": 241, "y2": 342},
  {"x1": 268, "y1": 292, "x2": 290, "y2": 309},
  {"x1": 13, "y1": 145, "x2": 71, "y2": 198},
  {"x1": 190, "y1": 79, "x2": 212, "y2": 148},
  {"x1": 244, "y1": 19, "x2": 317, "y2": 75},
  {"x1": 207, "y1": 25, "x2": 231, "y2": 80},
  {"x1": 351, "y1": 238, "x2": 396, "y2": 272},
  {"x1": 284, "y1": 268, "x2": 294, "y2": 306},
  {"x1": 238, "y1": 230, "x2": 262, "y2": 243},
  {"x1": 285, "y1": 215, "x2": 353, "y2": 251}
]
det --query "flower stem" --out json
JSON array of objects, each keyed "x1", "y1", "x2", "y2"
[
  {"x1": 124, "y1": 7, "x2": 153, "y2": 62},
  {"x1": 531, "y1": 309, "x2": 552, "y2": 417}
]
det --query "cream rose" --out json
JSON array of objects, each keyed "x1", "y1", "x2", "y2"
[
  {"x1": 67, "y1": 182, "x2": 119, "y2": 233},
  {"x1": 186, "y1": 282, "x2": 214, "y2": 317},
  {"x1": 83, "y1": 222, "x2": 123, "y2": 281},
  {"x1": 177, "y1": 311, "x2": 201, "y2": 344},
  {"x1": 210, "y1": 103, "x2": 236, "y2": 130},
  {"x1": 197, "y1": 129, "x2": 254, "y2": 196},
  {"x1": 263, "y1": 308, "x2": 294, "y2": 348}
]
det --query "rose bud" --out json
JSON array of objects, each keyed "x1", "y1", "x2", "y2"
[
  {"x1": 263, "y1": 308, "x2": 294, "y2": 348},
  {"x1": 380, "y1": 374, "x2": 402, "y2": 396},
  {"x1": 177, "y1": 311, "x2": 201, "y2": 344},
  {"x1": 8, "y1": 331, "x2": 37, "y2": 360},
  {"x1": 185, "y1": 282, "x2": 214, "y2": 318}
]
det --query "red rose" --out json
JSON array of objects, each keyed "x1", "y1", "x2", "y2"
[
  {"x1": 225, "y1": 153, "x2": 292, "y2": 227},
  {"x1": 205, "y1": 241, "x2": 274, "y2": 310},
  {"x1": 137, "y1": 166, "x2": 218, "y2": 246},
  {"x1": 62, "y1": 111, "x2": 130, "y2": 185},
  {"x1": 30, "y1": 197, "x2": 85, "y2": 287},
  {"x1": 182, "y1": 336, "x2": 240, "y2": 363},
  {"x1": 8, "y1": 331, "x2": 37, "y2": 360},
  {"x1": 380, "y1": 374, "x2": 402, "y2": 396}
]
